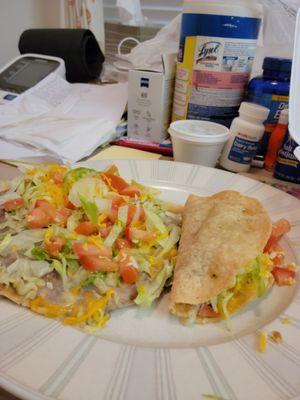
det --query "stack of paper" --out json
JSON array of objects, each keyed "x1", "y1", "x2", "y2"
[{"x1": 0, "y1": 73, "x2": 128, "y2": 164}]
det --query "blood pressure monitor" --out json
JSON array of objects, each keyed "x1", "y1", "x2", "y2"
[{"x1": 0, "y1": 53, "x2": 65, "y2": 104}]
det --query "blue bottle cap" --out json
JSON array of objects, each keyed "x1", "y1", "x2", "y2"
[{"x1": 263, "y1": 57, "x2": 292, "y2": 74}]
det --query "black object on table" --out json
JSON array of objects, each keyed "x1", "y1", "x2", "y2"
[{"x1": 19, "y1": 29, "x2": 105, "y2": 83}]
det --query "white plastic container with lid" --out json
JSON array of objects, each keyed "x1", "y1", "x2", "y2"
[
  {"x1": 169, "y1": 120, "x2": 230, "y2": 167},
  {"x1": 220, "y1": 102, "x2": 270, "y2": 172},
  {"x1": 172, "y1": 0, "x2": 263, "y2": 126}
]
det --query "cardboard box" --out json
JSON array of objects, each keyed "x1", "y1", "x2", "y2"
[{"x1": 127, "y1": 54, "x2": 176, "y2": 143}]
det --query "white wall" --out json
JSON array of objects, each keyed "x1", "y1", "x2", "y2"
[{"x1": 0, "y1": 0, "x2": 62, "y2": 68}]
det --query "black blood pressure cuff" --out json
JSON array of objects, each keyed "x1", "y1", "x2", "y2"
[{"x1": 19, "y1": 29, "x2": 105, "y2": 83}]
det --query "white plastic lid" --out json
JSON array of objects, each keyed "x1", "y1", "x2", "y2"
[
  {"x1": 239, "y1": 102, "x2": 270, "y2": 122},
  {"x1": 168, "y1": 120, "x2": 230, "y2": 144},
  {"x1": 278, "y1": 108, "x2": 289, "y2": 125},
  {"x1": 183, "y1": 0, "x2": 262, "y2": 18}
]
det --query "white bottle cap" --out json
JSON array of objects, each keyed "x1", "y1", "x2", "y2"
[
  {"x1": 239, "y1": 102, "x2": 270, "y2": 123},
  {"x1": 278, "y1": 108, "x2": 289, "y2": 125}
]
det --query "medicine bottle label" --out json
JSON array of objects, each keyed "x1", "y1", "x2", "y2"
[
  {"x1": 228, "y1": 136, "x2": 258, "y2": 164},
  {"x1": 274, "y1": 132, "x2": 300, "y2": 183},
  {"x1": 247, "y1": 92, "x2": 289, "y2": 155}
]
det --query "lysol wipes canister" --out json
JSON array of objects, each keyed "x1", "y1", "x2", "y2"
[{"x1": 172, "y1": 0, "x2": 262, "y2": 127}]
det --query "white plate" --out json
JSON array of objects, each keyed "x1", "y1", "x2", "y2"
[{"x1": 0, "y1": 160, "x2": 300, "y2": 400}]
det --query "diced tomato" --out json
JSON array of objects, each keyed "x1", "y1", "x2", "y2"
[
  {"x1": 119, "y1": 185, "x2": 141, "y2": 198},
  {"x1": 107, "y1": 194, "x2": 126, "y2": 207},
  {"x1": 126, "y1": 204, "x2": 136, "y2": 226},
  {"x1": 264, "y1": 235, "x2": 278, "y2": 253},
  {"x1": 53, "y1": 208, "x2": 72, "y2": 226},
  {"x1": 75, "y1": 221, "x2": 97, "y2": 236},
  {"x1": 129, "y1": 204, "x2": 145, "y2": 225},
  {"x1": 272, "y1": 254, "x2": 285, "y2": 266},
  {"x1": 120, "y1": 263, "x2": 138, "y2": 284},
  {"x1": 100, "y1": 173, "x2": 129, "y2": 193},
  {"x1": 108, "y1": 203, "x2": 119, "y2": 224},
  {"x1": 34, "y1": 200, "x2": 56, "y2": 220},
  {"x1": 80, "y1": 255, "x2": 118, "y2": 272},
  {"x1": 45, "y1": 236, "x2": 66, "y2": 255},
  {"x1": 115, "y1": 238, "x2": 131, "y2": 250},
  {"x1": 272, "y1": 266, "x2": 296, "y2": 286},
  {"x1": 99, "y1": 225, "x2": 111, "y2": 238},
  {"x1": 264, "y1": 219, "x2": 292, "y2": 253},
  {"x1": 66, "y1": 200, "x2": 76, "y2": 210},
  {"x1": 264, "y1": 235, "x2": 277, "y2": 253},
  {"x1": 272, "y1": 219, "x2": 291, "y2": 238},
  {"x1": 73, "y1": 242, "x2": 112, "y2": 259},
  {"x1": 53, "y1": 172, "x2": 63, "y2": 184},
  {"x1": 118, "y1": 249, "x2": 138, "y2": 284},
  {"x1": 198, "y1": 304, "x2": 220, "y2": 318},
  {"x1": 126, "y1": 227, "x2": 156, "y2": 242},
  {"x1": 103, "y1": 164, "x2": 119, "y2": 175},
  {"x1": 106, "y1": 195, "x2": 127, "y2": 224},
  {"x1": 120, "y1": 263, "x2": 138, "y2": 285},
  {"x1": 27, "y1": 207, "x2": 52, "y2": 229},
  {"x1": 2, "y1": 198, "x2": 24, "y2": 212},
  {"x1": 35, "y1": 199, "x2": 51, "y2": 208}
]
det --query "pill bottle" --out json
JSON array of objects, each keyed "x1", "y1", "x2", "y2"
[
  {"x1": 220, "y1": 102, "x2": 270, "y2": 172},
  {"x1": 274, "y1": 130, "x2": 300, "y2": 184},
  {"x1": 247, "y1": 57, "x2": 291, "y2": 157},
  {"x1": 264, "y1": 109, "x2": 289, "y2": 172}
]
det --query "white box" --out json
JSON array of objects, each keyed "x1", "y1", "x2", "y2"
[{"x1": 127, "y1": 54, "x2": 176, "y2": 143}]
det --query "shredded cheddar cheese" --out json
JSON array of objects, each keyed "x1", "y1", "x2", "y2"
[
  {"x1": 258, "y1": 330, "x2": 267, "y2": 353},
  {"x1": 280, "y1": 318, "x2": 291, "y2": 325},
  {"x1": 29, "y1": 289, "x2": 114, "y2": 330}
]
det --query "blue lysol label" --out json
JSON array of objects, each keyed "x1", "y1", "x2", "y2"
[
  {"x1": 179, "y1": 13, "x2": 261, "y2": 61},
  {"x1": 228, "y1": 136, "x2": 258, "y2": 164}
]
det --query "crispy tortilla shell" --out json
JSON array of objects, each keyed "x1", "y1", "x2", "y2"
[{"x1": 169, "y1": 191, "x2": 272, "y2": 319}]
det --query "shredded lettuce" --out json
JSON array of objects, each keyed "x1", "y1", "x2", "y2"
[
  {"x1": 68, "y1": 177, "x2": 108, "y2": 207},
  {"x1": 52, "y1": 259, "x2": 68, "y2": 289},
  {"x1": 0, "y1": 234, "x2": 12, "y2": 255},
  {"x1": 60, "y1": 242, "x2": 80, "y2": 274},
  {"x1": 6, "y1": 258, "x2": 52, "y2": 278},
  {"x1": 218, "y1": 291, "x2": 234, "y2": 320},
  {"x1": 0, "y1": 213, "x2": 26, "y2": 237},
  {"x1": 104, "y1": 222, "x2": 123, "y2": 247},
  {"x1": 144, "y1": 207, "x2": 167, "y2": 235},
  {"x1": 135, "y1": 261, "x2": 173, "y2": 308},
  {"x1": 31, "y1": 247, "x2": 49, "y2": 261},
  {"x1": 118, "y1": 205, "x2": 128, "y2": 226},
  {"x1": 0, "y1": 258, "x2": 52, "y2": 300},
  {"x1": 157, "y1": 225, "x2": 181, "y2": 256},
  {"x1": 82, "y1": 272, "x2": 119, "y2": 294},
  {"x1": 67, "y1": 210, "x2": 83, "y2": 232},
  {"x1": 215, "y1": 254, "x2": 274, "y2": 330},
  {"x1": 63, "y1": 167, "x2": 97, "y2": 192},
  {"x1": 82, "y1": 272, "x2": 106, "y2": 287},
  {"x1": 79, "y1": 195, "x2": 99, "y2": 225}
]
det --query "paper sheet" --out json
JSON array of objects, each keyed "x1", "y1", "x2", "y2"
[
  {"x1": 88, "y1": 145, "x2": 162, "y2": 161},
  {"x1": 0, "y1": 73, "x2": 128, "y2": 163}
]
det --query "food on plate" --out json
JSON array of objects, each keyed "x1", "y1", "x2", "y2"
[
  {"x1": 258, "y1": 330, "x2": 268, "y2": 353},
  {"x1": 0, "y1": 163, "x2": 182, "y2": 333},
  {"x1": 169, "y1": 191, "x2": 296, "y2": 325}
]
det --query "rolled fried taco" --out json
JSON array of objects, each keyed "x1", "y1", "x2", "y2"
[{"x1": 169, "y1": 191, "x2": 275, "y2": 324}]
